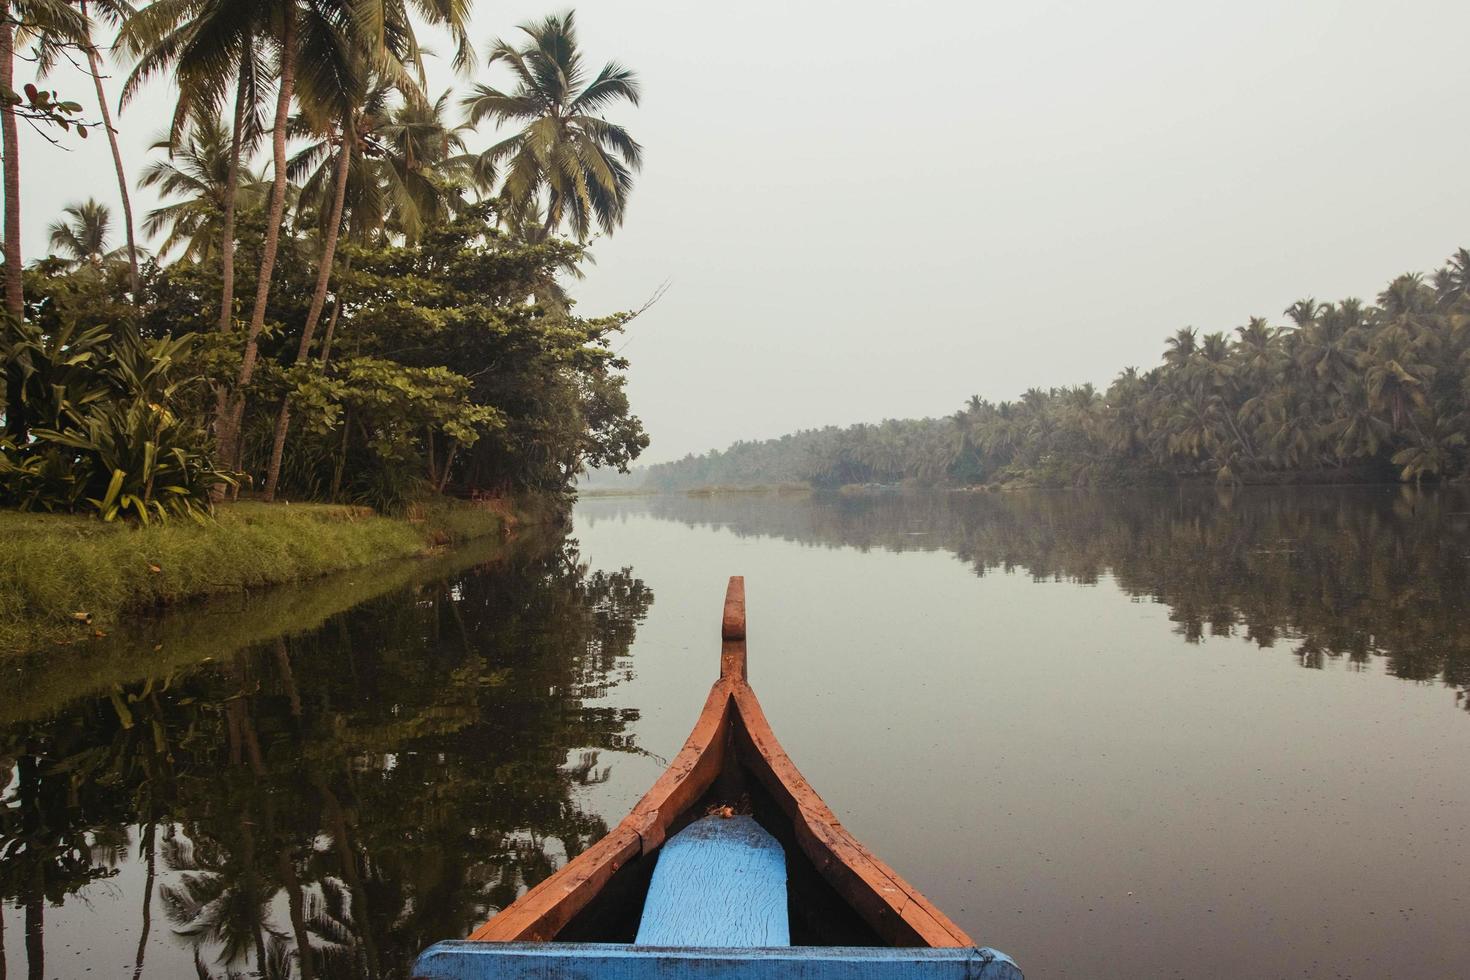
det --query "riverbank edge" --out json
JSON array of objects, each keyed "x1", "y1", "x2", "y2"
[{"x1": 0, "y1": 495, "x2": 560, "y2": 653}]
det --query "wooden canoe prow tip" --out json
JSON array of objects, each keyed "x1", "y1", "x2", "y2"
[{"x1": 721, "y1": 576, "x2": 746, "y2": 641}]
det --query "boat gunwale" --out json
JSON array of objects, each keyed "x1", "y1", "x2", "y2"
[{"x1": 468, "y1": 576, "x2": 974, "y2": 948}]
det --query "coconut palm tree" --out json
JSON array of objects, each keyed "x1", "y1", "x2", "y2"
[
  {"x1": 223, "y1": 0, "x2": 470, "y2": 473},
  {"x1": 1, "y1": 0, "x2": 88, "y2": 327},
  {"x1": 65, "y1": 0, "x2": 142, "y2": 293},
  {"x1": 463, "y1": 11, "x2": 642, "y2": 241},
  {"x1": 1161, "y1": 326, "x2": 1198, "y2": 371},
  {"x1": 261, "y1": 61, "x2": 385, "y2": 502},
  {"x1": 23, "y1": 0, "x2": 139, "y2": 290},
  {"x1": 139, "y1": 119, "x2": 267, "y2": 262},
  {"x1": 1295, "y1": 299, "x2": 1364, "y2": 398},
  {"x1": 261, "y1": 4, "x2": 478, "y2": 499},
  {"x1": 375, "y1": 88, "x2": 476, "y2": 239},
  {"x1": 1362, "y1": 331, "x2": 1432, "y2": 434},
  {"x1": 119, "y1": 0, "x2": 269, "y2": 481},
  {"x1": 120, "y1": 0, "x2": 268, "y2": 335},
  {"x1": 46, "y1": 197, "x2": 116, "y2": 265}
]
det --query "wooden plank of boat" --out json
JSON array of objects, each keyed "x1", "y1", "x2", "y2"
[
  {"x1": 633, "y1": 814, "x2": 790, "y2": 946},
  {"x1": 413, "y1": 577, "x2": 1022, "y2": 980}
]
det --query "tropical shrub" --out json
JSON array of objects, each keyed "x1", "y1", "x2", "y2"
[{"x1": 0, "y1": 317, "x2": 232, "y2": 521}]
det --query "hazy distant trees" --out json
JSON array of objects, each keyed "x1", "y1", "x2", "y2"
[{"x1": 645, "y1": 250, "x2": 1470, "y2": 491}]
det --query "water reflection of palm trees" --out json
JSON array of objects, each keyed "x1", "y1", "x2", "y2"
[
  {"x1": 588, "y1": 487, "x2": 1470, "y2": 711},
  {"x1": 160, "y1": 832, "x2": 286, "y2": 973},
  {"x1": 1, "y1": 540, "x2": 653, "y2": 978}
]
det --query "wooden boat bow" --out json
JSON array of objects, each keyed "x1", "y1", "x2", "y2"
[
  {"x1": 469, "y1": 576, "x2": 977, "y2": 946},
  {"x1": 421, "y1": 577, "x2": 1022, "y2": 978}
]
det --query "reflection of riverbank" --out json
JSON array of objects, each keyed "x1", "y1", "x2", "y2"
[
  {"x1": 1, "y1": 496, "x2": 557, "y2": 654},
  {"x1": 2, "y1": 524, "x2": 564, "y2": 727},
  {"x1": 581, "y1": 486, "x2": 1470, "y2": 711},
  {"x1": 0, "y1": 540, "x2": 653, "y2": 979}
]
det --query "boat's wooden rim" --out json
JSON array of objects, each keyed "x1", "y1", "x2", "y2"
[{"x1": 469, "y1": 576, "x2": 974, "y2": 948}]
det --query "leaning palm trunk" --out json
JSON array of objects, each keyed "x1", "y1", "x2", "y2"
[
  {"x1": 220, "y1": 10, "x2": 296, "y2": 478},
  {"x1": 1, "y1": 8, "x2": 26, "y2": 440},
  {"x1": 80, "y1": 0, "x2": 138, "y2": 294},
  {"x1": 263, "y1": 131, "x2": 352, "y2": 501}
]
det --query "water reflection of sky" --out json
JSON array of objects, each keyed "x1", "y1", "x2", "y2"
[
  {"x1": 5, "y1": 488, "x2": 1469, "y2": 979},
  {"x1": 574, "y1": 489, "x2": 1470, "y2": 978}
]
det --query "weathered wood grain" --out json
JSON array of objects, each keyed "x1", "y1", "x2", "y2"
[
  {"x1": 635, "y1": 815, "x2": 789, "y2": 947},
  {"x1": 413, "y1": 942, "x2": 1024, "y2": 980},
  {"x1": 721, "y1": 575, "x2": 746, "y2": 640}
]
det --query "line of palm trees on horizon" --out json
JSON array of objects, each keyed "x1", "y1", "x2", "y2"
[
  {"x1": 3, "y1": 1, "x2": 642, "y2": 501},
  {"x1": 642, "y1": 249, "x2": 1470, "y2": 490}
]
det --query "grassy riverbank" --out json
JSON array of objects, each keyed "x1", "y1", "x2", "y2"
[{"x1": 0, "y1": 498, "x2": 551, "y2": 652}]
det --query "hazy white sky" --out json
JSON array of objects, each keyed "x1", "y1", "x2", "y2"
[{"x1": 19, "y1": 0, "x2": 1470, "y2": 463}]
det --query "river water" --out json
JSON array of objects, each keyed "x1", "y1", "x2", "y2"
[{"x1": 3, "y1": 488, "x2": 1468, "y2": 978}]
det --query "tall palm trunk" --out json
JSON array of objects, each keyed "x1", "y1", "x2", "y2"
[
  {"x1": 263, "y1": 129, "x2": 352, "y2": 500},
  {"x1": 1, "y1": 8, "x2": 27, "y2": 441},
  {"x1": 80, "y1": 0, "x2": 138, "y2": 294},
  {"x1": 220, "y1": 9, "x2": 296, "y2": 477},
  {"x1": 218, "y1": 59, "x2": 250, "y2": 335},
  {"x1": 211, "y1": 61, "x2": 251, "y2": 493}
]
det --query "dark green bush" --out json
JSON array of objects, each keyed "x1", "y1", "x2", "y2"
[{"x1": 0, "y1": 317, "x2": 232, "y2": 521}]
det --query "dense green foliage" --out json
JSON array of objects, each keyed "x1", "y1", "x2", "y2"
[
  {"x1": 0, "y1": 314, "x2": 231, "y2": 519},
  {"x1": 648, "y1": 251, "x2": 1470, "y2": 490},
  {"x1": 2, "y1": 4, "x2": 648, "y2": 518}
]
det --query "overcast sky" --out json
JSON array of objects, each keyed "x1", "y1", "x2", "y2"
[{"x1": 19, "y1": 0, "x2": 1470, "y2": 463}]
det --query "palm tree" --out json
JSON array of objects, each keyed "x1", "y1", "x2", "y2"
[
  {"x1": 46, "y1": 198, "x2": 115, "y2": 265},
  {"x1": 1161, "y1": 326, "x2": 1198, "y2": 370},
  {"x1": 463, "y1": 11, "x2": 642, "y2": 241},
  {"x1": 1361, "y1": 332, "x2": 1432, "y2": 434},
  {"x1": 375, "y1": 89, "x2": 475, "y2": 240},
  {"x1": 73, "y1": 0, "x2": 141, "y2": 293},
  {"x1": 1295, "y1": 299, "x2": 1363, "y2": 395},
  {"x1": 260, "y1": 0, "x2": 477, "y2": 498},
  {"x1": 139, "y1": 119, "x2": 266, "y2": 262},
  {"x1": 120, "y1": 0, "x2": 268, "y2": 334},
  {"x1": 261, "y1": 61, "x2": 383, "y2": 502},
  {"x1": 1232, "y1": 316, "x2": 1283, "y2": 382},
  {"x1": 1, "y1": 0, "x2": 88, "y2": 320},
  {"x1": 223, "y1": 0, "x2": 468, "y2": 474},
  {"x1": 217, "y1": 0, "x2": 309, "y2": 471},
  {"x1": 1391, "y1": 411, "x2": 1467, "y2": 484}
]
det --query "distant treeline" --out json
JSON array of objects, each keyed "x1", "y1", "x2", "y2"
[{"x1": 645, "y1": 249, "x2": 1470, "y2": 490}]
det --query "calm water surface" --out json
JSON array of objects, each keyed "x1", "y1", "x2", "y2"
[{"x1": 4, "y1": 488, "x2": 1469, "y2": 978}]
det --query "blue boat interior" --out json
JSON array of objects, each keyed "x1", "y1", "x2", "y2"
[
  {"x1": 552, "y1": 761, "x2": 884, "y2": 947},
  {"x1": 634, "y1": 814, "x2": 791, "y2": 947},
  {"x1": 410, "y1": 774, "x2": 1024, "y2": 976}
]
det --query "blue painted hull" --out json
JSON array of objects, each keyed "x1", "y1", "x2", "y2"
[{"x1": 412, "y1": 941, "x2": 1023, "y2": 979}]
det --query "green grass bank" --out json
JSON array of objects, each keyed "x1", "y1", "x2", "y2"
[{"x1": 0, "y1": 497, "x2": 553, "y2": 652}]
